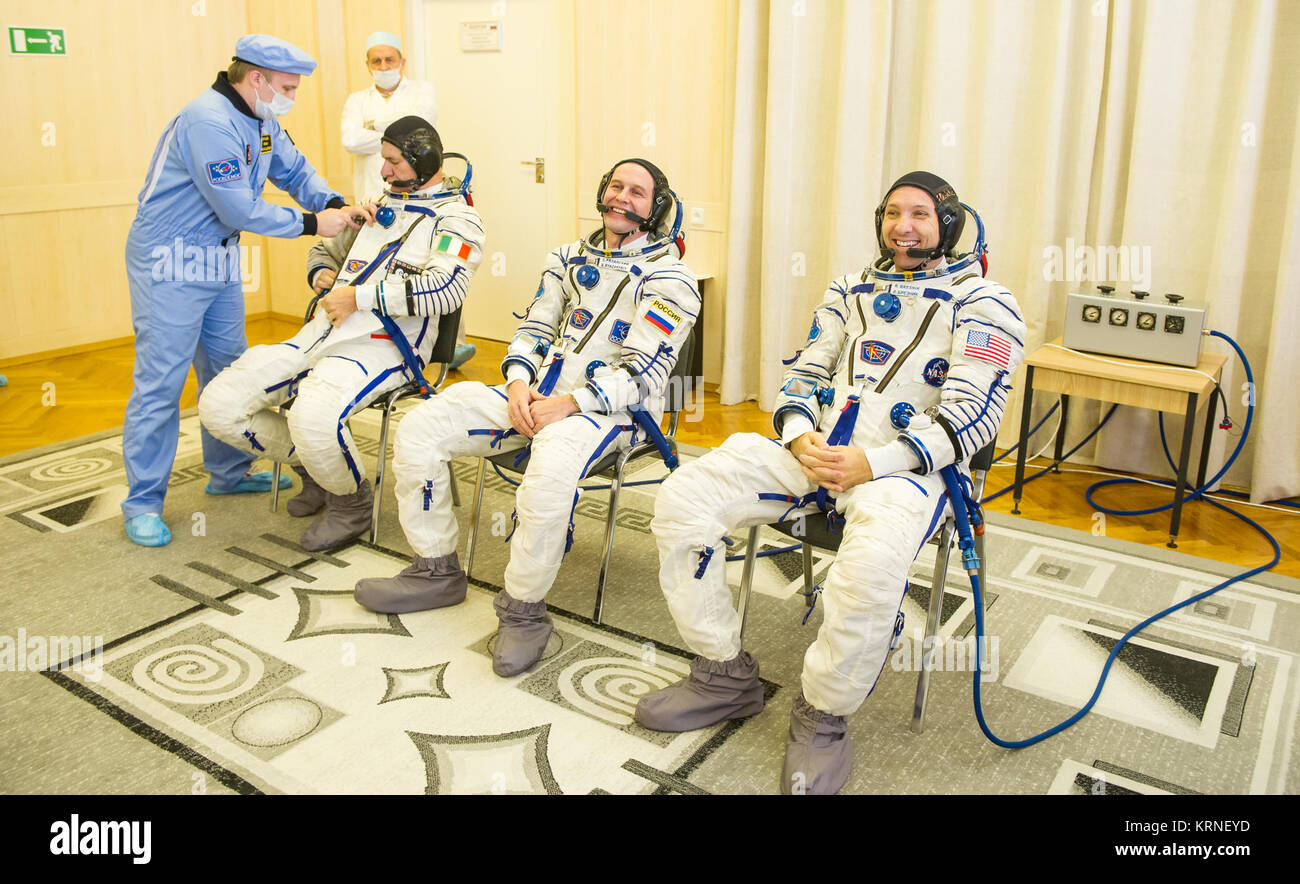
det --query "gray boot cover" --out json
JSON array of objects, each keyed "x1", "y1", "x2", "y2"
[
  {"x1": 491, "y1": 591, "x2": 553, "y2": 677},
  {"x1": 353, "y1": 553, "x2": 467, "y2": 614},
  {"x1": 780, "y1": 692, "x2": 853, "y2": 795},
  {"x1": 300, "y1": 479, "x2": 373, "y2": 551},
  {"x1": 634, "y1": 651, "x2": 764, "y2": 732},
  {"x1": 287, "y1": 465, "x2": 327, "y2": 517}
]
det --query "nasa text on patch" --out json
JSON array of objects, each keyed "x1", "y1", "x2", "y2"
[{"x1": 206, "y1": 157, "x2": 243, "y2": 185}]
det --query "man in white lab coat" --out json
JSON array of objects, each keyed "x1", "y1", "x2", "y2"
[
  {"x1": 341, "y1": 32, "x2": 438, "y2": 204},
  {"x1": 341, "y1": 31, "x2": 474, "y2": 370}
]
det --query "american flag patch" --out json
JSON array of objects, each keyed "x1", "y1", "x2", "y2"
[{"x1": 964, "y1": 330, "x2": 1012, "y2": 367}]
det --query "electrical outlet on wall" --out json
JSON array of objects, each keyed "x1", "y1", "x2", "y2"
[{"x1": 689, "y1": 207, "x2": 705, "y2": 226}]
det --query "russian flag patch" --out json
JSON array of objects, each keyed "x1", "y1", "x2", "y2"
[{"x1": 644, "y1": 298, "x2": 682, "y2": 336}]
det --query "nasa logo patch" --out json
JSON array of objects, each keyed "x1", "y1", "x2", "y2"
[
  {"x1": 585, "y1": 360, "x2": 607, "y2": 380},
  {"x1": 569, "y1": 308, "x2": 594, "y2": 330},
  {"x1": 609, "y1": 319, "x2": 631, "y2": 343},
  {"x1": 206, "y1": 157, "x2": 242, "y2": 184},
  {"x1": 859, "y1": 340, "x2": 895, "y2": 365},
  {"x1": 923, "y1": 357, "x2": 950, "y2": 387}
]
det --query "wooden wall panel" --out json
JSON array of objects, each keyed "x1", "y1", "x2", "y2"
[
  {"x1": 1, "y1": 0, "x2": 736, "y2": 378},
  {"x1": 0, "y1": 0, "x2": 253, "y2": 360},
  {"x1": 574, "y1": 0, "x2": 736, "y2": 383}
]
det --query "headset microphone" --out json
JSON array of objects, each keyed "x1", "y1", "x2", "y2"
[{"x1": 597, "y1": 203, "x2": 651, "y2": 226}]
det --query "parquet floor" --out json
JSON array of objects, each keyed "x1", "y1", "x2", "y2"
[{"x1": 2, "y1": 317, "x2": 1295, "y2": 578}]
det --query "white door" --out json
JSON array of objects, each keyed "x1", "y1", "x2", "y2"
[{"x1": 417, "y1": 0, "x2": 577, "y2": 342}]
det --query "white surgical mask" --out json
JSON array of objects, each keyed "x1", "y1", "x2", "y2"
[
  {"x1": 372, "y1": 68, "x2": 401, "y2": 90},
  {"x1": 253, "y1": 78, "x2": 295, "y2": 121}
]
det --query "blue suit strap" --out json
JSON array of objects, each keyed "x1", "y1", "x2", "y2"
[
  {"x1": 627, "y1": 403, "x2": 677, "y2": 470},
  {"x1": 815, "y1": 395, "x2": 860, "y2": 511},
  {"x1": 376, "y1": 313, "x2": 430, "y2": 396},
  {"x1": 537, "y1": 355, "x2": 565, "y2": 396}
]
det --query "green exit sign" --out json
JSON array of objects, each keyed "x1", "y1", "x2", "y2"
[{"x1": 8, "y1": 26, "x2": 66, "y2": 55}]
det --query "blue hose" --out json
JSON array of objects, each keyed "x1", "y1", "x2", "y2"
[{"x1": 956, "y1": 330, "x2": 1281, "y2": 747}]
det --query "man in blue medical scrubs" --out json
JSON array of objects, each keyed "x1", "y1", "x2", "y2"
[{"x1": 122, "y1": 34, "x2": 375, "y2": 547}]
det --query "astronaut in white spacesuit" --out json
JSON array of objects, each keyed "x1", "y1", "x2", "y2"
[
  {"x1": 354, "y1": 158, "x2": 700, "y2": 679},
  {"x1": 636, "y1": 172, "x2": 1026, "y2": 795},
  {"x1": 199, "y1": 116, "x2": 484, "y2": 551}
]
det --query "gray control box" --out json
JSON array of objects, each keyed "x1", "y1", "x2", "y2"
[{"x1": 1063, "y1": 289, "x2": 1206, "y2": 367}]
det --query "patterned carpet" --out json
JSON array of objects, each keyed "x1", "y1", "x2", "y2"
[{"x1": 1, "y1": 411, "x2": 1297, "y2": 795}]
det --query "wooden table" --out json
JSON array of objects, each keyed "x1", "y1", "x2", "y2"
[{"x1": 1012, "y1": 337, "x2": 1229, "y2": 547}]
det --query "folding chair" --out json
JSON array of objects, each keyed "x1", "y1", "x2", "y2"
[
  {"x1": 735, "y1": 439, "x2": 996, "y2": 733},
  {"x1": 464, "y1": 328, "x2": 697, "y2": 623},
  {"x1": 270, "y1": 306, "x2": 463, "y2": 545}
]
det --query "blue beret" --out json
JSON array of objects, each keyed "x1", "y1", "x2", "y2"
[{"x1": 233, "y1": 34, "x2": 317, "y2": 76}]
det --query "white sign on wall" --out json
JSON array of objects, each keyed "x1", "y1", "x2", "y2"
[{"x1": 459, "y1": 20, "x2": 503, "y2": 52}]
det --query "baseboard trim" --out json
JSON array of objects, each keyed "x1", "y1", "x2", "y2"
[{"x1": 0, "y1": 312, "x2": 303, "y2": 367}]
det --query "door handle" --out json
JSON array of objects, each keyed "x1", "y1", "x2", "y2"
[{"x1": 520, "y1": 157, "x2": 545, "y2": 183}]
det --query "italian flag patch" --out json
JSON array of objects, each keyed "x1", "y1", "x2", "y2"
[{"x1": 435, "y1": 233, "x2": 473, "y2": 260}]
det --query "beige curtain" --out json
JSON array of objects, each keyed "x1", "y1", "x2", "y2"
[{"x1": 722, "y1": 0, "x2": 1299, "y2": 500}]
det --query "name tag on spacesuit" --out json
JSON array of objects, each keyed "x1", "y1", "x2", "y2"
[
  {"x1": 595, "y1": 256, "x2": 633, "y2": 272},
  {"x1": 889, "y1": 282, "x2": 923, "y2": 299}
]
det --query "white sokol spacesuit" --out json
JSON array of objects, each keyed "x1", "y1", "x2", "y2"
[
  {"x1": 392, "y1": 224, "x2": 699, "y2": 587},
  {"x1": 642, "y1": 171, "x2": 1025, "y2": 793},
  {"x1": 199, "y1": 171, "x2": 483, "y2": 520},
  {"x1": 355, "y1": 158, "x2": 699, "y2": 677}
]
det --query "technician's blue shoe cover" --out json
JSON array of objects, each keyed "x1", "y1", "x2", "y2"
[
  {"x1": 449, "y1": 344, "x2": 476, "y2": 370},
  {"x1": 125, "y1": 513, "x2": 172, "y2": 547},
  {"x1": 205, "y1": 470, "x2": 293, "y2": 495}
]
